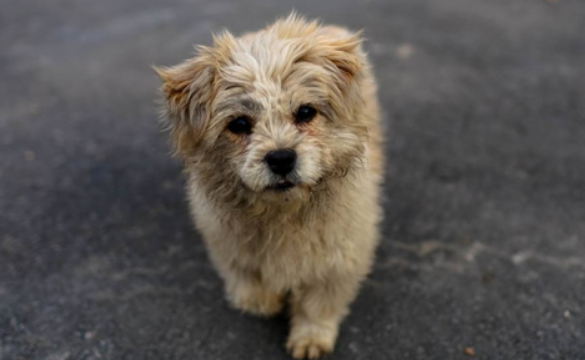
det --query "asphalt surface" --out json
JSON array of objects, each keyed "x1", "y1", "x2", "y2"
[{"x1": 1, "y1": 0, "x2": 584, "y2": 359}]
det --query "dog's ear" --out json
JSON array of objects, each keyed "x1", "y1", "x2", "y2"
[
  {"x1": 311, "y1": 26, "x2": 365, "y2": 86},
  {"x1": 272, "y1": 15, "x2": 365, "y2": 84},
  {"x1": 154, "y1": 51, "x2": 216, "y2": 157}
]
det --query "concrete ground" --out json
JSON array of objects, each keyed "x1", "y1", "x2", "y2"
[{"x1": 1, "y1": 0, "x2": 584, "y2": 359}]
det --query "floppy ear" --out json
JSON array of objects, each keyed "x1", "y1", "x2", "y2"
[
  {"x1": 271, "y1": 14, "x2": 364, "y2": 83},
  {"x1": 154, "y1": 51, "x2": 216, "y2": 157},
  {"x1": 312, "y1": 26, "x2": 365, "y2": 86}
]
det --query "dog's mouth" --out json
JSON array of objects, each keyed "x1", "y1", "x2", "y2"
[{"x1": 266, "y1": 180, "x2": 295, "y2": 192}]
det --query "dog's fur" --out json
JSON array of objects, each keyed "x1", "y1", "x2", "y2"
[{"x1": 156, "y1": 14, "x2": 383, "y2": 359}]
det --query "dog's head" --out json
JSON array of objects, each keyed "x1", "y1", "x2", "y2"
[{"x1": 156, "y1": 14, "x2": 370, "y2": 202}]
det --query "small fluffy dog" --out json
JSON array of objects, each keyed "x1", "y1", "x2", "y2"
[{"x1": 156, "y1": 14, "x2": 383, "y2": 359}]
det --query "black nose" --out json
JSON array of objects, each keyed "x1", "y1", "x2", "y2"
[{"x1": 265, "y1": 149, "x2": 297, "y2": 176}]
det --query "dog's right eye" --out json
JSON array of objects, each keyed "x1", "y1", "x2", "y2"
[
  {"x1": 227, "y1": 116, "x2": 252, "y2": 135},
  {"x1": 295, "y1": 105, "x2": 317, "y2": 123}
]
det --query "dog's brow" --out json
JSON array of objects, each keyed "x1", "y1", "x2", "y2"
[
  {"x1": 215, "y1": 96, "x2": 262, "y2": 117},
  {"x1": 240, "y1": 98, "x2": 262, "y2": 112}
]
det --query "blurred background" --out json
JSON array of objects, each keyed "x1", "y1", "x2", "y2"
[{"x1": 1, "y1": 0, "x2": 584, "y2": 359}]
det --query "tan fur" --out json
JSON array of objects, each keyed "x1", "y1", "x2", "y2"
[{"x1": 156, "y1": 14, "x2": 384, "y2": 359}]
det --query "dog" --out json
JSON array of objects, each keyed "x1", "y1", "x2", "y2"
[{"x1": 155, "y1": 14, "x2": 384, "y2": 359}]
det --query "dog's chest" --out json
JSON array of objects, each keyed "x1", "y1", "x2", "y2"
[{"x1": 234, "y1": 220, "x2": 348, "y2": 288}]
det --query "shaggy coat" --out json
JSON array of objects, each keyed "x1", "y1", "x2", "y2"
[{"x1": 156, "y1": 14, "x2": 383, "y2": 359}]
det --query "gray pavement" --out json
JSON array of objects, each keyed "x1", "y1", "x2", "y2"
[{"x1": 1, "y1": 0, "x2": 584, "y2": 359}]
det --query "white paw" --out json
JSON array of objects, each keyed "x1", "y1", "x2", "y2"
[{"x1": 286, "y1": 322, "x2": 337, "y2": 359}]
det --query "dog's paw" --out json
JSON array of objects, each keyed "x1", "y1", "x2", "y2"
[
  {"x1": 227, "y1": 284, "x2": 285, "y2": 317},
  {"x1": 286, "y1": 323, "x2": 336, "y2": 359},
  {"x1": 286, "y1": 337, "x2": 333, "y2": 359}
]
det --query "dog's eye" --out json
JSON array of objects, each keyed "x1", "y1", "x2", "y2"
[
  {"x1": 227, "y1": 116, "x2": 252, "y2": 135},
  {"x1": 295, "y1": 105, "x2": 317, "y2": 123}
]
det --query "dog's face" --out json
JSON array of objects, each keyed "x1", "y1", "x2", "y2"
[{"x1": 157, "y1": 16, "x2": 369, "y2": 201}]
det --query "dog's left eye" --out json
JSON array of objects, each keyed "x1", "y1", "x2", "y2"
[
  {"x1": 227, "y1": 116, "x2": 252, "y2": 135},
  {"x1": 295, "y1": 105, "x2": 317, "y2": 123}
]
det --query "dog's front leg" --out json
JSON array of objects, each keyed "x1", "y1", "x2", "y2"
[
  {"x1": 287, "y1": 273, "x2": 362, "y2": 359},
  {"x1": 223, "y1": 267, "x2": 285, "y2": 317}
]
